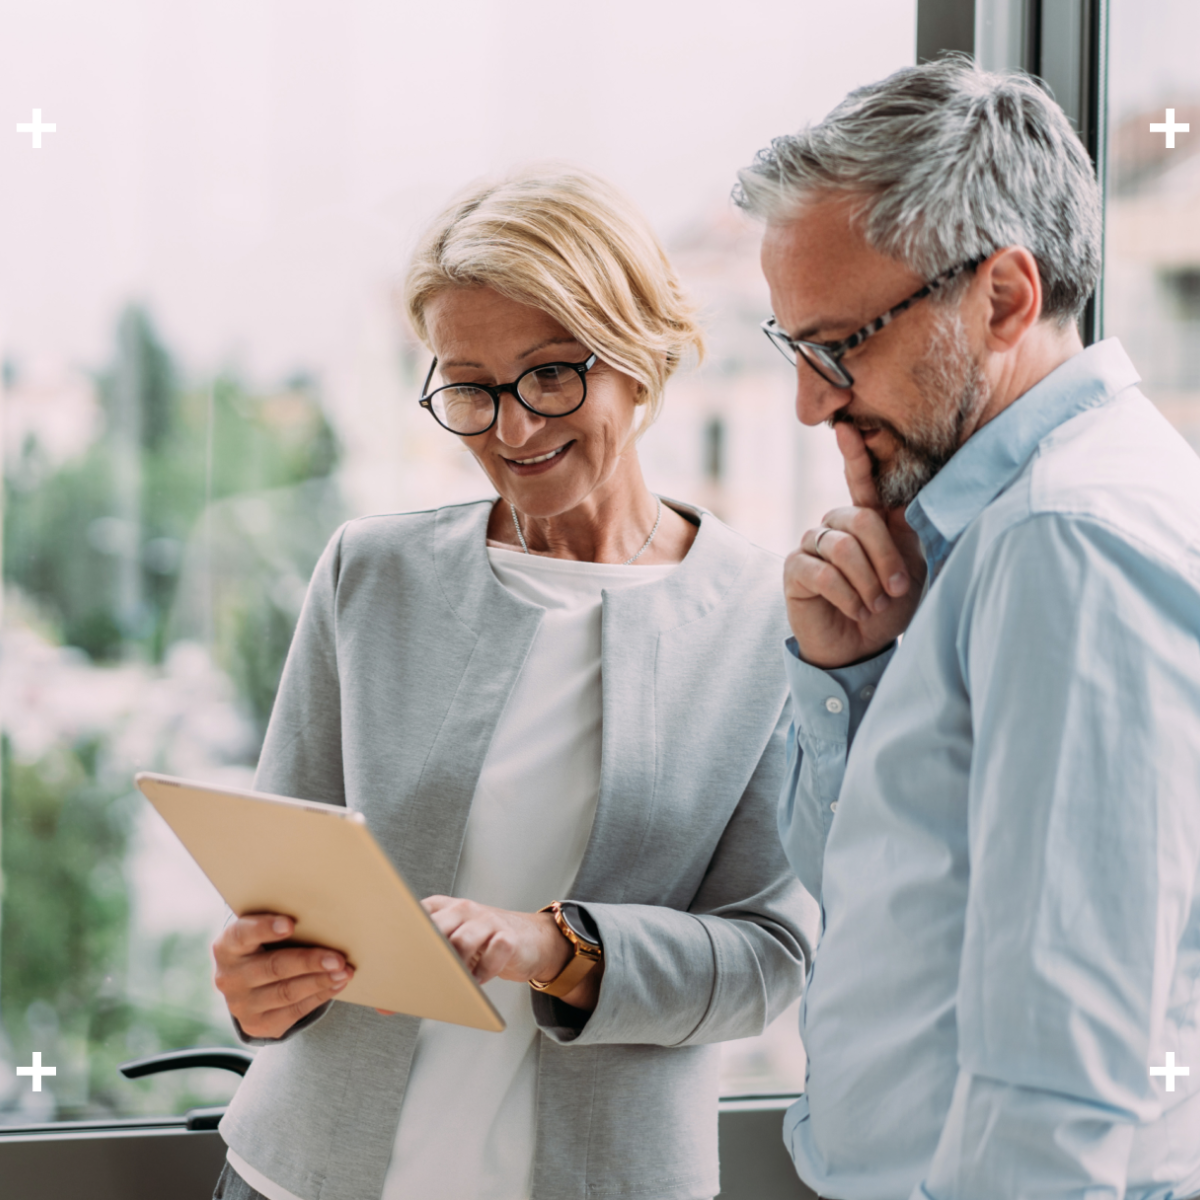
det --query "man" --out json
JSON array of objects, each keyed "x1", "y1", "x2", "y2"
[{"x1": 736, "y1": 58, "x2": 1200, "y2": 1200}]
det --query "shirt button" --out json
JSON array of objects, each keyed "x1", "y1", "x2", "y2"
[
  {"x1": 830, "y1": 801, "x2": 839, "y2": 812},
  {"x1": 824, "y1": 697, "x2": 844, "y2": 714},
  {"x1": 860, "y1": 685, "x2": 875, "y2": 700}
]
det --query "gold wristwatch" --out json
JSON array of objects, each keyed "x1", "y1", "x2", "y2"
[{"x1": 529, "y1": 901, "x2": 604, "y2": 999}]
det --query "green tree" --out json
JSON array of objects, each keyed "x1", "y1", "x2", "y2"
[
  {"x1": 4, "y1": 306, "x2": 340, "y2": 667},
  {"x1": 1, "y1": 305, "x2": 346, "y2": 1118}
]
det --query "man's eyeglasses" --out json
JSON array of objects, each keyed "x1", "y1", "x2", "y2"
[
  {"x1": 762, "y1": 257, "x2": 984, "y2": 388},
  {"x1": 419, "y1": 354, "x2": 598, "y2": 436}
]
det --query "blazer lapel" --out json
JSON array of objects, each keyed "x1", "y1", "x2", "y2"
[
  {"x1": 394, "y1": 501, "x2": 545, "y2": 900},
  {"x1": 571, "y1": 504, "x2": 750, "y2": 902}
]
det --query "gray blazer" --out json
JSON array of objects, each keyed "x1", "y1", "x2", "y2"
[{"x1": 218, "y1": 498, "x2": 818, "y2": 1200}]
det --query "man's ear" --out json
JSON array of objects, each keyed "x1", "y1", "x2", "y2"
[{"x1": 979, "y1": 246, "x2": 1043, "y2": 352}]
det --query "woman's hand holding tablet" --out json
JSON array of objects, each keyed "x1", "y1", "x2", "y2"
[
  {"x1": 137, "y1": 771, "x2": 506, "y2": 1032},
  {"x1": 213, "y1": 913, "x2": 355, "y2": 1039}
]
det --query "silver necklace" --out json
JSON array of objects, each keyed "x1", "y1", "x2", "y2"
[{"x1": 510, "y1": 496, "x2": 663, "y2": 566}]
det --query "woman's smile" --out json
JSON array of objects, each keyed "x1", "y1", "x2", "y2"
[{"x1": 502, "y1": 440, "x2": 574, "y2": 475}]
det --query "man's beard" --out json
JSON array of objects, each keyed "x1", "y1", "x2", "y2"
[{"x1": 831, "y1": 308, "x2": 991, "y2": 510}]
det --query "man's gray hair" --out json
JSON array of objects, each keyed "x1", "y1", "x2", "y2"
[{"x1": 733, "y1": 57, "x2": 1102, "y2": 324}]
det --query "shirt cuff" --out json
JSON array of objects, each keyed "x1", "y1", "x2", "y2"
[{"x1": 784, "y1": 637, "x2": 896, "y2": 745}]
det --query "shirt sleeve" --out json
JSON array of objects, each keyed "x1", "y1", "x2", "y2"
[
  {"x1": 915, "y1": 513, "x2": 1200, "y2": 1199},
  {"x1": 777, "y1": 638, "x2": 896, "y2": 903}
]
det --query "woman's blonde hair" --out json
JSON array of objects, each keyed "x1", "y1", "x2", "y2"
[{"x1": 404, "y1": 165, "x2": 704, "y2": 428}]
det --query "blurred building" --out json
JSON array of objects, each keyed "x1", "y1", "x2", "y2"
[
  {"x1": 1105, "y1": 103, "x2": 1200, "y2": 450},
  {"x1": 653, "y1": 207, "x2": 848, "y2": 557}
]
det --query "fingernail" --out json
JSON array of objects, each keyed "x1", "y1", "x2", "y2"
[
  {"x1": 273, "y1": 919, "x2": 290, "y2": 934},
  {"x1": 888, "y1": 572, "x2": 909, "y2": 594},
  {"x1": 321, "y1": 954, "x2": 339, "y2": 970},
  {"x1": 330, "y1": 970, "x2": 347, "y2": 982},
  {"x1": 873, "y1": 594, "x2": 891, "y2": 613},
  {"x1": 332, "y1": 979, "x2": 348, "y2": 990}
]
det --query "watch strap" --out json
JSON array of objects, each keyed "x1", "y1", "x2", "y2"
[{"x1": 529, "y1": 901, "x2": 603, "y2": 999}]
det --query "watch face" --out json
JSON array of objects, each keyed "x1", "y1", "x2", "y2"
[{"x1": 560, "y1": 903, "x2": 601, "y2": 949}]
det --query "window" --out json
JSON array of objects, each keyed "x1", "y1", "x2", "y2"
[
  {"x1": 1, "y1": 1, "x2": 919, "y2": 1125},
  {"x1": 1104, "y1": 0, "x2": 1200, "y2": 447},
  {"x1": 969, "y1": 0, "x2": 1200, "y2": 445}
]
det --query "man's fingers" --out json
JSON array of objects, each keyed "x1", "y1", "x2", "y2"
[
  {"x1": 786, "y1": 431, "x2": 928, "y2": 668},
  {"x1": 804, "y1": 526, "x2": 893, "y2": 614},
  {"x1": 834, "y1": 422, "x2": 885, "y2": 513},
  {"x1": 789, "y1": 546, "x2": 873, "y2": 622},
  {"x1": 819, "y1": 507, "x2": 912, "y2": 600}
]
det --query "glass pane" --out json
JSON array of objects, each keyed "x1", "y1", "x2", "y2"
[
  {"x1": 1, "y1": 0, "x2": 917, "y2": 1121},
  {"x1": 1104, "y1": 0, "x2": 1200, "y2": 450},
  {"x1": 1, "y1": 329, "x2": 342, "y2": 1123}
]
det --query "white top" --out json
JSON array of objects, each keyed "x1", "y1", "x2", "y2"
[{"x1": 230, "y1": 545, "x2": 676, "y2": 1200}]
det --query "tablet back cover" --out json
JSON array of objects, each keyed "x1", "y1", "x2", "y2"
[{"x1": 135, "y1": 772, "x2": 504, "y2": 1032}]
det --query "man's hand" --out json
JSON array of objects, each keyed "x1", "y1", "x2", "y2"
[
  {"x1": 213, "y1": 913, "x2": 354, "y2": 1040},
  {"x1": 785, "y1": 423, "x2": 927, "y2": 669}
]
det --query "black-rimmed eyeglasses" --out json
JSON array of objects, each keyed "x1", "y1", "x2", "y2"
[
  {"x1": 418, "y1": 354, "x2": 598, "y2": 436},
  {"x1": 762, "y1": 257, "x2": 984, "y2": 388}
]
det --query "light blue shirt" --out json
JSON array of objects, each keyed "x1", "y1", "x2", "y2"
[{"x1": 780, "y1": 340, "x2": 1200, "y2": 1200}]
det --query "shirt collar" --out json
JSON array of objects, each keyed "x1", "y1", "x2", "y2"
[{"x1": 905, "y1": 338, "x2": 1141, "y2": 571}]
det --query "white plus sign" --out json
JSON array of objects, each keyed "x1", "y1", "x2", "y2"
[
  {"x1": 16, "y1": 1051, "x2": 57, "y2": 1092},
  {"x1": 15, "y1": 108, "x2": 57, "y2": 149},
  {"x1": 1150, "y1": 1051, "x2": 1190, "y2": 1092},
  {"x1": 1150, "y1": 108, "x2": 1190, "y2": 149}
]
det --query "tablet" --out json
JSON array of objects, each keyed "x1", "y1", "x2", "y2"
[{"x1": 134, "y1": 772, "x2": 504, "y2": 1032}]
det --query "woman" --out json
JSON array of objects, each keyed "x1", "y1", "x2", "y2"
[{"x1": 209, "y1": 166, "x2": 816, "y2": 1200}]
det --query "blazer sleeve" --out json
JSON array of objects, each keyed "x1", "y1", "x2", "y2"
[
  {"x1": 533, "y1": 702, "x2": 820, "y2": 1047},
  {"x1": 227, "y1": 525, "x2": 349, "y2": 1048}
]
